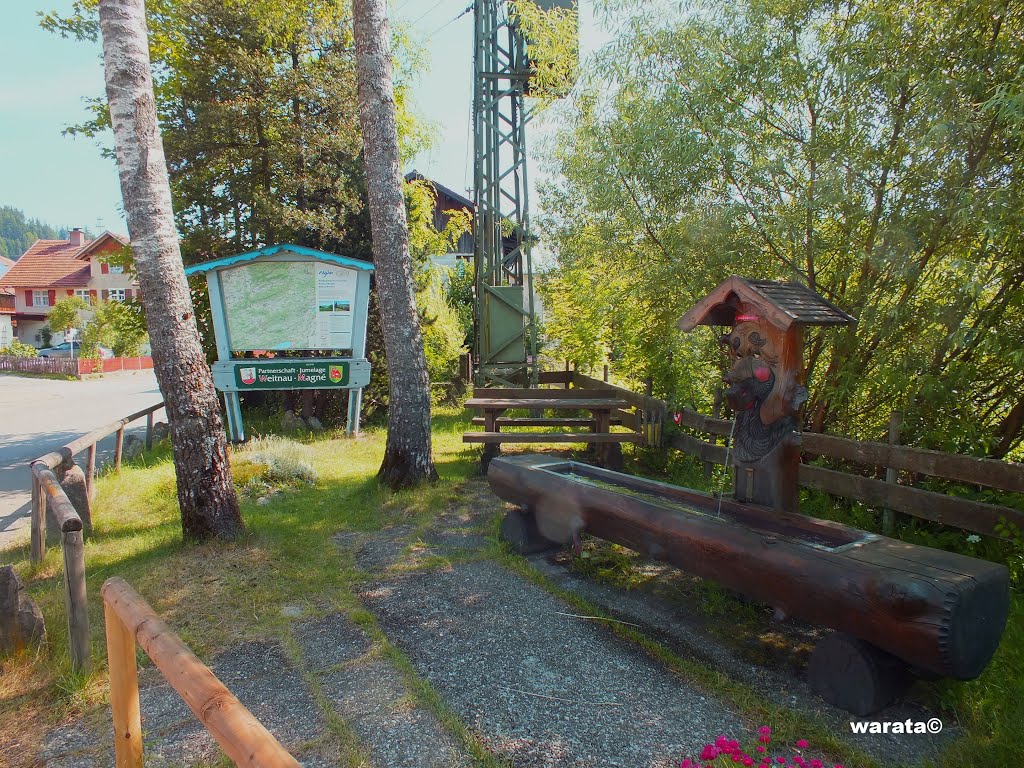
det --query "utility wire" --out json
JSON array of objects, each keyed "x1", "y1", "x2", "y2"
[
  {"x1": 409, "y1": 0, "x2": 450, "y2": 27},
  {"x1": 423, "y1": 2, "x2": 474, "y2": 41}
]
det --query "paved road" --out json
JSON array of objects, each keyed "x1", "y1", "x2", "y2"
[{"x1": 0, "y1": 372, "x2": 165, "y2": 551}]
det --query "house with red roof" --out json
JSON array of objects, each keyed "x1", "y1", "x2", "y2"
[{"x1": 0, "y1": 229, "x2": 139, "y2": 348}]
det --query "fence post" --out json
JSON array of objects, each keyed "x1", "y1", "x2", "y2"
[
  {"x1": 882, "y1": 410, "x2": 903, "y2": 536},
  {"x1": 104, "y1": 598, "x2": 144, "y2": 768},
  {"x1": 145, "y1": 411, "x2": 154, "y2": 451},
  {"x1": 86, "y1": 444, "x2": 96, "y2": 499},
  {"x1": 603, "y1": 364, "x2": 609, "y2": 383},
  {"x1": 564, "y1": 359, "x2": 570, "y2": 389},
  {"x1": 705, "y1": 387, "x2": 724, "y2": 479},
  {"x1": 62, "y1": 529, "x2": 90, "y2": 673},
  {"x1": 31, "y1": 473, "x2": 46, "y2": 564},
  {"x1": 114, "y1": 427, "x2": 125, "y2": 472}
]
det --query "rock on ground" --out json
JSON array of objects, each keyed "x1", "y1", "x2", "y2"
[{"x1": 0, "y1": 565, "x2": 45, "y2": 655}]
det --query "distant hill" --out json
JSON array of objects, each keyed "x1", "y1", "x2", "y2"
[{"x1": 0, "y1": 206, "x2": 69, "y2": 259}]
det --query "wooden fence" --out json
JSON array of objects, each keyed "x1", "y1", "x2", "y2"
[
  {"x1": 547, "y1": 365, "x2": 1024, "y2": 540},
  {"x1": 102, "y1": 578, "x2": 300, "y2": 768},
  {"x1": 667, "y1": 407, "x2": 1024, "y2": 539},
  {"x1": 0, "y1": 355, "x2": 79, "y2": 376},
  {"x1": 29, "y1": 401, "x2": 165, "y2": 672}
]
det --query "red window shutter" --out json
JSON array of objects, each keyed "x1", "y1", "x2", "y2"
[
  {"x1": 89, "y1": 290, "x2": 98, "y2": 304},
  {"x1": 125, "y1": 289, "x2": 133, "y2": 300},
  {"x1": 66, "y1": 289, "x2": 74, "y2": 296},
  {"x1": 101, "y1": 262, "x2": 110, "y2": 275},
  {"x1": 101, "y1": 290, "x2": 109, "y2": 301},
  {"x1": 24, "y1": 290, "x2": 31, "y2": 305},
  {"x1": 47, "y1": 290, "x2": 56, "y2": 306}
]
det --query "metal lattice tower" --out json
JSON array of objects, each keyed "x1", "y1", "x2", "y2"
[{"x1": 472, "y1": 0, "x2": 538, "y2": 387}]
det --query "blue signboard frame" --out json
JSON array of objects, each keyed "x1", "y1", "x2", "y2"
[{"x1": 185, "y1": 243, "x2": 375, "y2": 442}]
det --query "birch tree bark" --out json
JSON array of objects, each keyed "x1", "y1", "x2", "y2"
[
  {"x1": 352, "y1": 0, "x2": 437, "y2": 488},
  {"x1": 98, "y1": 0, "x2": 244, "y2": 540}
]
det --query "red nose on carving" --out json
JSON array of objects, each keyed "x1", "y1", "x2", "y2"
[{"x1": 754, "y1": 366, "x2": 771, "y2": 382}]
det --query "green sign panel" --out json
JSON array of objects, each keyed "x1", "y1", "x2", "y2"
[{"x1": 234, "y1": 361, "x2": 349, "y2": 390}]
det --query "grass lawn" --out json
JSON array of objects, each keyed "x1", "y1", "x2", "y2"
[{"x1": 0, "y1": 407, "x2": 1019, "y2": 768}]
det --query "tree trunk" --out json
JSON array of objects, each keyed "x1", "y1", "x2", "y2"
[
  {"x1": 98, "y1": 0, "x2": 244, "y2": 540},
  {"x1": 352, "y1": 0, "x2": 437, "y2": 488}
]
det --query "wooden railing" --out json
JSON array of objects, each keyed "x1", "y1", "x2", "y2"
[
  {"x1": 102, "y1": 578, "x2": 300, "y2": 768},
  {"x1": 0, "y1": 355, "x2": 79, "y2": 377},
  {"x1": 669, "y1": 406, "x2": 1024, "y2": 539},
  {"x1": 538, "y1": 368, "x2": 668, "y2": 447},
  {"x1": 544, "y1": 364, "x2": 1024, "y2": 539},
  {"x1": 28, "y1": 401, "x2": 165, "y2": 672}
]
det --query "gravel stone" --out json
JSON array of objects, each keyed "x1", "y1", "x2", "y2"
[
  {"x1": 360, "y1": 560, "x2": 744, "y2": 767},
  {"x1": 294, "y1": 613, "x2": 373, "y2": 669}
]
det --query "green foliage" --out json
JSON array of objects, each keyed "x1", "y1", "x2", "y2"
[
  {"x1": 80, "y1": 300, "x2": 148, "y2": 357},
  {"x1": 443, "y1": 261, "x2": 474, "y2": 346},
  {"x1": 0, "y1": 339, "x2": 39, "y2": 358},
  {"x1": 539, "y1": 0, "x2": 1024, "y2": 458},
  {"x1": 418, "y1": 269, "x2": 467, "y2": 404},
  {"x1": 42, "y1": 0, "x2": 426, "y2": 265},
  {"x1": 0, "y1": 205, "x2": 64, "y2": 258},
  {"x1": 405, "y1": 179, "x2": 473, "y2": 403},
  {"x1": 511, "y1": 0, "x2": 579, "y2": 101},
  {"x1": 47, "y1": 296, "x2": 89, "y2": 335}
]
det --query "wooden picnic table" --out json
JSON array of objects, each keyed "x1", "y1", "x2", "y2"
[{"x1": 464, "y1": 393, "x2": 638, "y2": 470}]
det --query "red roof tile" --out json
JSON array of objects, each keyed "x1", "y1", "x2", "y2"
[{"x1": 0, "y1": 234, "x2": 126, "y2": 289}]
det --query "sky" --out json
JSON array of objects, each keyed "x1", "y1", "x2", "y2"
[{"x1": 0, "y1": 1, "x2": 614, "y2": 240}]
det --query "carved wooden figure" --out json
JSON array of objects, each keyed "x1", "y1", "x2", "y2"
[{"x1": 678, "y1": 277, "x2": 855, "y2": 512}]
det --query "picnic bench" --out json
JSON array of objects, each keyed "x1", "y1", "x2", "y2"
[{"x1": 463, "y1": 388, "x2": 644, "y2": 470}]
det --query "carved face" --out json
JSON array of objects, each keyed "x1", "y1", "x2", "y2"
[{"x1": 720, "y1": 321, "x2": 779, "y2": 413}]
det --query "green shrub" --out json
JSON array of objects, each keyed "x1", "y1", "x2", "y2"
[
  {"x1": 236, "y1": 435, "x2": 318, "y2": 484},
  {"x1": 0, "y1": 339, "x2": 40, "y2": 357}
]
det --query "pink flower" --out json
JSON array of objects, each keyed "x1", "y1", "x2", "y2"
[
  {"x1": 716, "y1": 736, "x2": 730, "y2": 749},
  {"x1": 757, "y1": 726, "x2": 772, "y2": 743},
  {"x1": 743, "y1": 758, "x2": 754, "y2": 767},
  {"x1": 681, "y1": 760, "x2": 693, "y2": 768},
  {"x1": 756, "y1": 746, "x2": 766, "y2": 753},
  {"x1": 776, "y1": 758, "x2": 786, "y2": 765},
  {"x1": 700, "y1": 745, "x2": 719, "y2": 762},
  {"x1": 795, "y1": 740, "x2": 809, "y2": 749},
  {"x1": 811, "y1": 761, "x2": 823, "y2": 768},
  {"x1": 729, "y1": 740, "x2": 740, "y2": 752},
  {"x1": 732, "y1": 756, "x2": 742, "y2": 763}
]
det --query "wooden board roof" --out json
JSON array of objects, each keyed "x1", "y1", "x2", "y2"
[{"x1": 678, "y1": 276, "x2": 856, "y2": 331}]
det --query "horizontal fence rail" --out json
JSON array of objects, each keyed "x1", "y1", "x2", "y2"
[
  {"x1": 102, "y1": 578, "x2": 301, "y2": 768},
  {"x1": 669, "y1": 406, "x2": 1024, "y2": 539},
  {"x1": 28, "y1": 400, "x2": 165, "y2": 672}
]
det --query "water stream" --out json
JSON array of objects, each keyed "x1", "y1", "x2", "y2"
[{"x1": 716, "y1": 418, "x2": 736, "y2": 519}]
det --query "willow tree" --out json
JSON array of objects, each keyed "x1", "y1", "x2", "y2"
[
  {"x1": 98, "y1": 0, "x2": 243, "y2": 539},
  {"x1": 352, "y1": 0, "x2": 437, "y2": 487},
  {"x1": 540, "y1": 0, "x2": 1024, "y2": 457}
]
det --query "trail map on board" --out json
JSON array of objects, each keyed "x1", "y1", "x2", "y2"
[{"x1": 220, "y1": 261, "x2": 355, "y2": 351}]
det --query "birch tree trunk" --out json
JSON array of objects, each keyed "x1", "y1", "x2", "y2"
[
  {"x1": 352, "y1": 0, "x2": 437, "y2": 488},
  {"x1": 98, "y1": 0, "x2": 244, "y2": 540}
]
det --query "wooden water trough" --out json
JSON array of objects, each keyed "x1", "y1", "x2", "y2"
[
  {"x1": 490, "y1": 277, "x2": 1011, "y2": 715},
  {"x1": 490, "y1": 454, "x2": 1010, "y2": 715}
]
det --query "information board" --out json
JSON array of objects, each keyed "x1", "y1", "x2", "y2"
[{"x1": 220, "y1": 261, "x2": 357, "y2": 351}]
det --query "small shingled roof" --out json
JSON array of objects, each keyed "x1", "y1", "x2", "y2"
[
  {"x1": 183, "y1": 243, "x2": 374, "y2": 276},
  {"x1": 678, "y1": 276, "x2": 856, "y2": 331}
]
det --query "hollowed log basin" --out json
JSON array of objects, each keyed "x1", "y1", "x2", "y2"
[{"x1": 488, "y1": 454, "x2": 1009, "y2": 682}]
